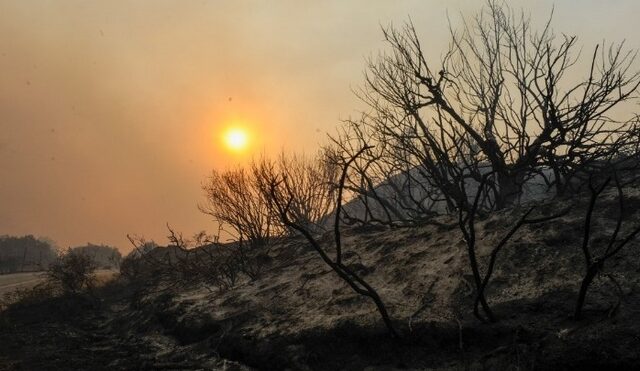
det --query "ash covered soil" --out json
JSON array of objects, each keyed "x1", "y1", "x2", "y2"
[{"x1": 2, "y1": 190, "x2": 640, "y2": 370}]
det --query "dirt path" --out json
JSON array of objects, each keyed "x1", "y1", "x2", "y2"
[{"x1": 0, "y1": 272, "x2": 44, "y2": 296}]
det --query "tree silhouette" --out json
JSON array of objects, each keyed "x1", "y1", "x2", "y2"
[{"x1": 331, "y1": 1, "x2": 640, "y2": 219}]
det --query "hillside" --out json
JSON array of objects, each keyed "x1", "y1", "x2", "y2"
[{"x1": 2, "y1": 189, "x2": 640, "y2": 370}]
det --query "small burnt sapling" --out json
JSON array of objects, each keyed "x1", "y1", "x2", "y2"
[{"x1": 574, "y1": 174, "x2": 640, "y2": 320}]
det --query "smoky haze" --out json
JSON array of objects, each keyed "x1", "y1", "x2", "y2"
[{"x1": 1, "y1": 0, "x2": 638, "y2": 252}]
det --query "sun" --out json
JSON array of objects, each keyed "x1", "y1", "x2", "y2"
[{"x1": 223, "y1": 127, "x2": 249, "y2": 152}]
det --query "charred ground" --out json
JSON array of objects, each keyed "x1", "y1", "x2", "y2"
[{"x1": 2, "y1": 188, "x2": 640, "y2": 370}]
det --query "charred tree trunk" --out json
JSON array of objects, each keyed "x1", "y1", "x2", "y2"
[
  {"x1": 496, "y1": 171, "x2": 523, "y2": 210},
  {"x1": 574, "y1": 261, "x2": 603, "y2": 320}
]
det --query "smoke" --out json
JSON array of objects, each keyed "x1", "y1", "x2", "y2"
[{"x1": 0, "y1": 0, "x2": 637, "y2": 250}]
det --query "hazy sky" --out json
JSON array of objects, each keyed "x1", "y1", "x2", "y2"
[{"x1": 1, "y1": 1, "x2": 639, "y2": 252}]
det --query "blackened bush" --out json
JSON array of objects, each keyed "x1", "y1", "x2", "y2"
[
  {"x1": 47, "y1": 248, "x2": 97, "y2": 294},
  {"x1": 119, "y1": 253, "x2": 146, "y2": 283}
]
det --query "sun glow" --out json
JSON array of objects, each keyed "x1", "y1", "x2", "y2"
[{"x1": 223, "y1": 127, "x2": 249, "y2": 152}]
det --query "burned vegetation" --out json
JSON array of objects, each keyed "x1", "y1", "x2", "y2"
[{"x1": 3, "y1": 2, "x2": 640, "y2": 370}]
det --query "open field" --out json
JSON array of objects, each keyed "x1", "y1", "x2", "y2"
[{"x1": 0, "y1": 270, "x2": 118, "y2": 296}]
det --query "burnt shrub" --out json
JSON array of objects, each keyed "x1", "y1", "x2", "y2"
[{"x1": 47, "y1": 248, "x2": 97, "y2": 294}]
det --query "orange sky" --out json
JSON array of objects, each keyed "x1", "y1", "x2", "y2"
[{"x1": 1, "y1": 1, "x2": 639, "y2": 252}]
